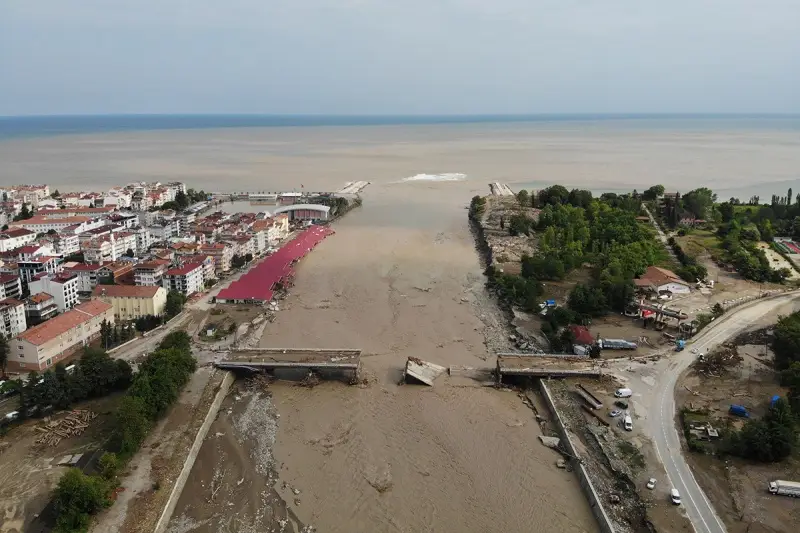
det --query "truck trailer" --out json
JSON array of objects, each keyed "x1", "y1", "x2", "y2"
[{"x1": 768, "y1": 480, "x2": 800, "y2": 497}]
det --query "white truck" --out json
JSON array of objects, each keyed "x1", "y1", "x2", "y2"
[{"x1": 768, "y1": 480, "x2": 800, "y2": 497}]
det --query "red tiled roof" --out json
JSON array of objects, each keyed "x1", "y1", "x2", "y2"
[
  {"x1": 217, "y1": 226, "x2": 334, "y2": 302},
  {"x1": 1, "y1": 228, "x2": 35, "y2": 238},
  {"x1": 11, "y1": 215, "x2": 90, "y2": 226},
  {"x1": 637, "y1": 266, "x2": 688, "y2": 287},
  {"x1": 165, "y1": 262, "x2": 203, "y2": 276},
  {"x1": 135, "y1": 260, "x2": 170, "y2": 270},
  {"x1": 63, "y1": 262, "x2": 104, "y2": 272},
  {"x1": 18, "y1": 299, "x2": 112, "y2": 346},
  {"x1": 93, "y1": 285, "x2": 163, "y2": 298},
  {"x1": 28, "y1": 292, "x2": 55, "y2": 304},
  {"x1": 0, "y1": 297, "x2": 24, "y2": 308}
]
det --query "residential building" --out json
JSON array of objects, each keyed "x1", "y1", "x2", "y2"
[
  {"x1": 28, "y1": 273, "x2": 80, "y2": 312},
  {"x1": 82, "y1": 237, "x2": 113, "y2": 263},
  {"x1": 634, "y1": 266, "x2": 692, "y2": 295},
  {"x1": 107, "y1": 212, "x2": 139, "y2": 229},
  {"x1": 162, "y1": 262, "x2": 204, "y2": 296},
  {"x1": 10, "y1": 300, "x2": 114, "y2": 371},
  {"x1": 16, "y1": 244, "x2": 55, "y2": 261},
  {"x1": 10, "y1": 215, "x2": 94, "y2": 233},
  {"x1": 97, "y1": 261, "x2": 134, "y2": 284},
  {"x1": 18, "y1": 256, "x2": 60, "y2": 283},
  {"x1": 268, "y1": 214, "x2": 290, "y2": 245},
  {"x1": 0, "y1": 298, "x2": 26, "y2": 338},
  {"x1": 131, "y1": 226, "x2": 152, "y2": 254},
  {"x1": 134, "y1": 260, "x2": 169, "y2": 286},
  {"x1": 92, "y1": 285, "x2": 168, "y2": 320},
  {"x1": 180, "y1": 254, "x2": 215, "y2": 284},
  {"x1": 0, "y1": 274, "x2": 22, "y2": 299},
  {"x1": 0, "y1": 227, "x2": 37, "y2": 252},
  {"x1": 35, "y1": 206, "x2": 116, "y2": 219},
  {"x1": 61, "y1": 263, "x2": 104, "y2": 293},
  {"x1": 39, "y1": 232, "x2": 80, "y2": 256},
  {"x1": 200, "y1": 242, "x2": 233, "y2": 274},
  {"x1": 25, "y1": 292, "x2": 58, "y2": 325}
]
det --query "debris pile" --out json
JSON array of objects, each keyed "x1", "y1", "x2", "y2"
[
  {"x1": 694, "y1": 344, "x2": 743, "y2": 375},
  {"x1": 35, "y1": 410, "x2": 97, "y2": 447}
]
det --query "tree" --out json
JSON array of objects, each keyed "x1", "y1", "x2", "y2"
[
  {"x1": 113, "y1": 396, "x2": 152, "y2": 457},
  {"x1": 567, "y1": 284, "x2": 608, "y2": 317},
  {"x1": 51, "y1": 189, "x2": 61, "y2": 198},
  {"x1": 165, "y1": 290, "x2": 187, "y2": 318},
  {"x1": 508, "y1": 214, "x2": 532, "y2": 236},
  {"x1": 538, "y1": 185, "x2": 570, "y2": 206},
  {"x1": 642, "y1": 184, "x2": 665, "y2": 201},
  {"x1": 244, "y1": 253, "x2": 253, "y2": 263},
  {"x1": 682, "y1": 187, "x2": 716, "y2": 219},
  {"x1": 53, "y1": 468, "x2": 111, "y2": 533},
  {"x1": 175, "y1": 190, "x2": 189, "y2": 210},
  {"x1": 0, "y1": 336, "x2": 8, "y2": 376},
  {"x1": 14, "y1": 203, "x2": 33, "y2": 221},
  {"x1": 567, "y1": 189, "x2": 593, "y2": 208},
  {"x1": 516, "y1": 189, "x2": 529, "y2": 206},
  {"x1": 124, "y1": 248, "x2": 135, "y2": 257},
  {"x1": 781, "y1": 362, "x2": 800, "y2": 413},
  {"x1": 98, "y1": 452, "x2": 120, "y2": 482},
  {"x1": 718, "y1": 202, "x2": 735, "y2": 223},
  {"x1": 231, "y1": 254, "x2": 246, "y2": 269},
  {"x1": 772, "y1": 312, "x2": 800, "y2": 370}
]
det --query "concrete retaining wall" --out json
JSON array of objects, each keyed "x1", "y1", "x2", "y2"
[
  {"x1": 152, "y1": 371, "x2": 235, "y2": 533},
  {"x1": 539, "y1": 380, "x2": 616, "y2": 533}
]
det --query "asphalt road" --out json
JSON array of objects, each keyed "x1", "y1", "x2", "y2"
[{"x1": 613, "y1": 292, "x2": 800, "y2": 533}]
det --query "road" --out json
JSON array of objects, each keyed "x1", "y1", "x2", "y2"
[{"x1": 611, "y1": 291, "x2": 800, "y2": 533}]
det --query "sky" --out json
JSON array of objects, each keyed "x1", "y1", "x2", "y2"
[{"x1": 1, "y1": 1, "x2": 799, "y2": 116}]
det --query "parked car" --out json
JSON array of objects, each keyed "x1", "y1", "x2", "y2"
[
  {"x1": 614, "y1": 388, "x2": 633, "y2": 398},
  {"x1": 609, "y1": 409, "x2": 623, "y2": 418},
  {"x1": 614, "y1": 400, "x2": 629, "y2": 409},
  {"x1": 670, "y1": 489, "x2": 682, "y2": 505},
  {"x1": 646, "y1": 478, "x2": 657, "y2": 490}
]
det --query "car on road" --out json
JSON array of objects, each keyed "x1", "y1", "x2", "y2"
[
  {"x1": 614, "y1": 400, "x2": 629, "y2": 409},
  {"x1": 670, "y1": 488, "x2": 682, "y2": 505},
  {"x1": 609, "y1": 409, "x2": 623, "y2": 417},
  {"x1": 646, "y1": 478, "x2": 657, "y2": 490},
  {"x1": 614, "y1": 388, "x2": 633, "y2": 398}
]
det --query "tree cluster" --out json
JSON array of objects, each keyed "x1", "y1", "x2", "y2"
[
  {"x1": 484, "y1": 265, "x2": 543, "y2": 313},
  {"x1": 667, "y1": 236, "x2": 708, "y2": 282},
  {"x1": 772, "y1": 312, "x2": 800, "y2": 370},
  {"x1": 468, "y1": 195, "x2": 486, "y2": 221},
  {"x1": 718, "y1": 220, "x2": 789, "y2": 283},
  {"x1": 165, "y1": 290, "x2": 187, "y2": 319},
  {"x1": 13, "y1": 203, "x2": 34, "y2": 221},
  {"x1": 111, "y1": 331, "x2": 195, "y2": 457},
  {"x1": 231, "y1": 253, "x2": 254, "y2": 269},
  {"x1": 723, "y1": 398, "x2": 796, "y2": 463},
  {"x1": 134, "y1": 314, "x2": 163, "y2": 332},
  {"x1": 17, "y1": 348, "x2": 132, "y2": 419},
  {"x1": 99, "y1": 319, "x2": 135, "y2": 350}
]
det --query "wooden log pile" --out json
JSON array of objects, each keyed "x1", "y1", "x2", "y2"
[{"x1": 35, "y1": 410, "x2": 97, "y2": 447}]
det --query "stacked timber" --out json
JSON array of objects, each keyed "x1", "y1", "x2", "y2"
[{"x1": 35, "y1": 410, "x2": 97, "y2": 447}]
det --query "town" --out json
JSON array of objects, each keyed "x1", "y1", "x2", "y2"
[{"x1": 0, "y1": 181, "x2": 369, "y2": 375}]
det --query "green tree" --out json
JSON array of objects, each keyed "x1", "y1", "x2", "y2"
[
  {"x1": 516, "y1": 189, "x2": 529, "y2": 206},
  {"x1": 175, "y1": 190, "x2": 189, "y2": 210},
  {"x1": 781, "y1": 362, "x2": 800, "y2": 413},
  {"x1": 113, "y1": 396, "x2": 152, "y2": 457},
  {"x1": 682, "y1": 187, "x2": 716, "y2": 219},
  {"x1": 772, "y1": 313, "x2": 800, "y2": 370},
  {"x1": 538, "y1": 185, "x2": 569, "y2": 206},
  {"x1": 124, "y1": 248, "x2": 135, "y2": 257},
  {"x1": 165, "y1": 290, "x2": 187, "y2": 318},
  {"x1": 508, "y1": 214, "x2": 532, "y2": 236},
  {"x1": 0, "y1": 336, "x2": 9, "y2": 376},
  {"x1": 568, "y1": 284, "x2": 608, "y2": 317},
  {"x1": 718, "y1": 202, "x2": 735, "y2": 223},
  {"x1": 98, "y1": 452, "x2": 120, "y2": 482},
  {"x1": 14, "y1": 203, "x2": 33, "y2": 221},
  {"x1": 53, "y1": 469, "x2": 111, "y2": 533},
  {"x1": 642, "y1": 184, "x2": 665, "y2": 201}
]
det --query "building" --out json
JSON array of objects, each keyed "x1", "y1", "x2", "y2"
[
  {"x1": 92, "y1": 284, "x2": 168, "y2": 320},
  {"x1": 162, "y1": 262, "x2": 204, "y2": 296},
  {"x1": 0, "y1": 227, "x2": 37, "y2": 252},
  {"x1": 61, "y1": 262, "x2": 104, "y2": 293},
  {"x1": 634, "y1": 266, "x2": 692, "y2": 295},
  {"x1": 28, "y1": 273, "x2": 80, "y2": 312},
  {"x1": 181, "y1": 254, "x2": 215, "y2": 284},
  {"x1": 97, "y1": 261, "x2": 134, "y2": 284},
  {"x1": 25, "y1": 292, "x2": 58, "y2": 325},
  {"x1": 272, "y1": 204, "x2": 330, "y2": 222},
  {"x1": 18, "y1": 256, "x2": 60, "y2": 283},
  {"x1": 82, "y1": 237, "x2": 113, "y2": 263},
  {"x1": 0, "y1": 298, "x2": 26, "y2": 338},
  {"x1": 9, "y1": 215, "x2": 94, "y2": 233},
  {"x1": 134, "y1": 260, "x2": 170, "y2": 286},
  {"x1": 40, "y1": 232, "x2": 80, "y2": 256},
  {"x1": 9, "y1": 300, "x2": 114, "y2": 372},
  {"x1": 0, "y1": 274, "x2": 22, "y2": 300},
  {"x1": 35, "y1": 207, "x2": 116, "y2": 219},
  {"x1": 16, "y1": 244, "x2": 55, "y2": 261},
  {"x1": 131, "y1": 226, "x2": 153, "y2": 254},
  {"x1": 200, "y1": 242, "x2": 233, "y2": 274}
]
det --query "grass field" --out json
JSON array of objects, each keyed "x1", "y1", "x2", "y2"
[{"x1": 675, "y1": 229, "x2": 722, "y2": 259}]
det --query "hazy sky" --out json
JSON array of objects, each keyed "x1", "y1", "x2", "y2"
[{"x1": 2, "y1": 1, "x2": 798, "y2": 115}]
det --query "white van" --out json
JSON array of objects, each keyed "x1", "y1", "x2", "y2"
[
  {"x1": 623, "y1": 414, "x2": 633, "y2": 431},
  {"x1": 614, "y1": 388, "x2": 633, "y2": 398},
  {"x1": 670, "y1": 488, "x2": 681, "y2": 505}
]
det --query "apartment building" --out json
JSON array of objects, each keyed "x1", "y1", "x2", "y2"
[
  {"x1": 18, "y1": 256, "x2": 60, "y2": 283},
  {"x1": 97, "y1": 262, "x2": 134, "y2": 284},
  {"x1": 0, "y1": 227, "x2": 37, "y2": 252},
  {"x1": 0, "y1": 298, "x2": 26, "y2": 338},
  {"x1": 134, "y1": 260, "x2": 169, "y2": 286},
  {"x1": 10, "y1": 300, "x2": 114, "y2": 371},
  {"x1": 0, "y1": 274, "x2": 22, "y2": 300},
  {"x1": 10, "y1": 215, "x2": 95, "y2": 233},
  {"x1": 181, "y1": 254, "x2": 215, "y2": 284},
  {"x1": 61, "y1": 263, "x2": 104, "y2": 292},
  {"x1": 25, "y1": 292, "x2": 58, "y2": 325},
  {"x1": 35, "y1": 207, "x2": 116, "y2": 219},
  {"x1": 200, "y1": 242, "x2": 233, "y2": 274},
  {"x1": 93, "y1": 284, "x2": 167, "y2": 320},
  {"x1": 162, "y1": 262, "x2": 204, "y2": 296},
  {"x1": 28, "y1": 273, "x2": 80, "y2": 312}
]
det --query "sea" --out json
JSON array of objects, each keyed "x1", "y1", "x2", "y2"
[{"x1": 1, "y1": 114, "x2": 799, "y2": 199}]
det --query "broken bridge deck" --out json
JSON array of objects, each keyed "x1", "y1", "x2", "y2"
[
  {"x1": 216, "y1": 348, "x2": 362, "y2": 375},
  {"x1": 496, "y1": 355, "x2": 602, "y2": 380}
]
